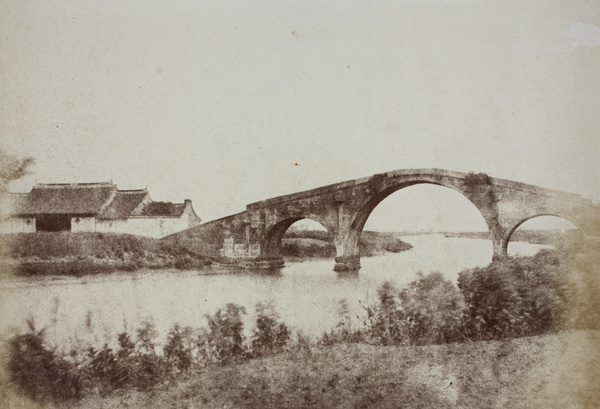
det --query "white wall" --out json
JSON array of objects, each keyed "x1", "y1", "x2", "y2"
[
  {"x1": 71, "y1": 217, "x2": 96, "y2": 232},
  {"x1": 0, "y1": 214, "x2": 193, "y2": 237},
  {"x1": 96, "y1": 219, "x2": 128, "y2": 234},
  {"x1": 96, "y1": 215, "x2": 191, "y2": 238},
  {"x1": 0, "y1": 217, "x2": 36, "y2": 233},
  {"x1": 127, "y1": 216, "x2": 190, "y2": 238}
]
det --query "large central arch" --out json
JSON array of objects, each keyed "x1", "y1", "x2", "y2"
[{"x1": 342, "y1": 180, "x2": 493, "y2": 261}]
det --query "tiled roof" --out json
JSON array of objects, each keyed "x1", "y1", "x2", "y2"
[
  {"x1": 6, "y1": 183, "x2": 196, "y2": 220},
  {"x1": 140, "y1": 201, "x2": 186, "y2": 217},
  {"x1": 14, "y1": 183, "x2": 117, "y2": 216},
  {"x1": 97, "y1": 189, "x2": 148, "y2": 220}
]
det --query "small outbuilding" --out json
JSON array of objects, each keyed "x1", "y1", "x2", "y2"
[{"x1": 0, "y1": 182, "x2": 201, "y2": 238}]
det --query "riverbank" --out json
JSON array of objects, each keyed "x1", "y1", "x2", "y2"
[
  {"x1": 5, "y1": 330, "x2": 596, "y2": 409},
  {"x1": 281, "y1": 230, "x2": 412, "y2": 259},
  {"x1": 0, "y1": 232, "x2": 213, "y2": 277},
  {"x1": 0, "y1": 230, "x2": 412, "y2": 277}
]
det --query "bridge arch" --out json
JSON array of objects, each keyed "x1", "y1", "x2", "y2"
[
  {"x1": 351, "y1": 181, "x2": 487, "y2": 231},
  {"x1": 346, "y1": 180, "x2": 493, "y2": 258},
  {"x1": 503, "y1": 214, "x2": 582, "y2": 255},
  {"x1": 261, "y1": 216, "x2": 334, "y2": 259}
]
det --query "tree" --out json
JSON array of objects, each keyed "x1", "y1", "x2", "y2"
[
  {"x1": 250, "y1": 302, "x2": 290, "y2": 356},
  {"x1": 397, "y1": 272, "x2": 466, "y2": 345},
  {"x1": 0, "y1": 150, "x2": 34, "y2": 193},
  {"x1": 457, "y1": 252, "x2": 567, "y2": 340},
  {"x1": 367, "y1": 274, "x2": 466, "y2": 346}
]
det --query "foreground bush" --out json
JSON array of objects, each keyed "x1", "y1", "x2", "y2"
[
  {"x1": 84, "y1": 323, "x2": 168, "y2": 393},
  {"x1": 458, "y1": 250, "x2": 569, "y2": 340},
  {"x1": 8, "y1": 326, "x2": 82, "y2": 403},
  {"x1": 5, "y1": 302, "x2": 285, "y2": 402},
  {"x1": 320, "y1": 299, "x2": 366, "y2": 345},
  {"x1": 163, "y1": 324, "x2": 194, "y2": 372},
  {"x1": 250, "y1": 302, "x2": 291, "y2": 357},
  {"x1": 365, "y1": 273, "x2": 466, "y2": 345},
  {"x1": 360, "y1": 244, "x2": 599, "y2": 345},
  {"x1": 398, "y1": 272, "x2": 466, "y2": 344},
  {"x1": 201, "y1": 303, "x2": 247, "y2": 364}
]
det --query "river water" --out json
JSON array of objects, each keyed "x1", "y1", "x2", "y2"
[{"x1": 0, "y1": 235, "x2": 550, "y2": 351}]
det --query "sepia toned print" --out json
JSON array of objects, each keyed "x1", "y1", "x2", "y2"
[{"x1": 1, "y1": 1, "x2": 599, "y2": 408}]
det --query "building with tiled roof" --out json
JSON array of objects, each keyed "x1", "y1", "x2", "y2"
[{"x1": 0, "y1": 182, "x2": 201, "y2": 238}]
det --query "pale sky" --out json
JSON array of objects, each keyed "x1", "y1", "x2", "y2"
[{"x1": 1, "y1": 0, "x2": 598, "y2": 232}]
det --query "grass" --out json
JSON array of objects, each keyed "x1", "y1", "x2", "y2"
[
  {"x1": 20, "y1": 330, "x2": 590, "y2": 409},
  {"x1": 1, "y1": 232, "x2": 212, "y2": 276}
]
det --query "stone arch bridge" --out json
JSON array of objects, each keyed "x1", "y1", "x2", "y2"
[{"x1": 193, "y1": 169, "x2": 600, "y2": 271}]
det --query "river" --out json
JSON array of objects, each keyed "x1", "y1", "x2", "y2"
[{"x1": 0, "y1": 235, "x2": 550, "y2": 351}]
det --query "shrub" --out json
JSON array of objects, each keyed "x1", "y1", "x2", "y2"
[
  {"x1": 84, "y1": 324, "x2": 167, "y2": 392},
  {"x1": 85, "y1": 343, "x2": 119, "y2": 393},
  {"x1": 458, "y1": 251, "x2": 568, "y2": 340},
  {"x1": 250, "y1": 302, "x2": 290, "y2": 356},
  {"x1": 364, "y1": 281, "x2": 405, "y2": 345},
  {"x1": 8, "y1": 327, "x2": 82, "y2": 403},
  {"x1": 366, "y1": 274, "x2": 466, "y2": 346},
  {"x1": 397, "y1": 272, "x2": 466, "y2": 345},
  {"x1": 132, "y1": 321, "x2": 166, "y2": 388},
  {"x1": 320, "y1": 299, "x2": 364, "y2": 345},
  {"x1": 164, "y1": 324, "x2": 194, "y2": 372},
  {"x1": 202, "y1": 303, "x2": 247, "y2": 364}
]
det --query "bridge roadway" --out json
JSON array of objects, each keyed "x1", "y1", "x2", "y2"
[{"x1": 189, "y1": 169, "x2": 600, "y2": 271}]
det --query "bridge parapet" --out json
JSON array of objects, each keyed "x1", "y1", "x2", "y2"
[{"x1": 249, "y1": 169, "x2": 591, "y2": 208}]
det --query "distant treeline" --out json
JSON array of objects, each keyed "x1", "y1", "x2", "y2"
[
  {"x1": 444, "y1": 229, "x2": 582, "y2": 246},
  {"x1": 281, "y1": 230, "x2": 412, "y2": 258}
]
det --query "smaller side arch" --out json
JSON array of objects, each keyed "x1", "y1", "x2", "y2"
[
  {"x1": 502, "y1": 214, "x2": 582, "y2": 255},
  {"x1": 261, "y1": 216, "x2": 335, "y2": 259}
]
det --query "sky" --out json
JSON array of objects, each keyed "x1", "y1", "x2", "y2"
[{"x1": 1, "y1": 0, "x2": 599, "y2": 232}]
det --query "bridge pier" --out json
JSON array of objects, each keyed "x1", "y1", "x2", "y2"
[
  {"x1": 334, "y1": 255, "x2": 361, "y2": 272},
  {"x1": 252, "y1": 256, "x2": 285, "y2": 269},
  {"x1": 491, "y1": 236, "x2": 509, "y2": 262}
]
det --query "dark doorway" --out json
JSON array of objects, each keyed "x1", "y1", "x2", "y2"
[{"x1": 36, "y1": 215, "x2": 71, "y2": 232}]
